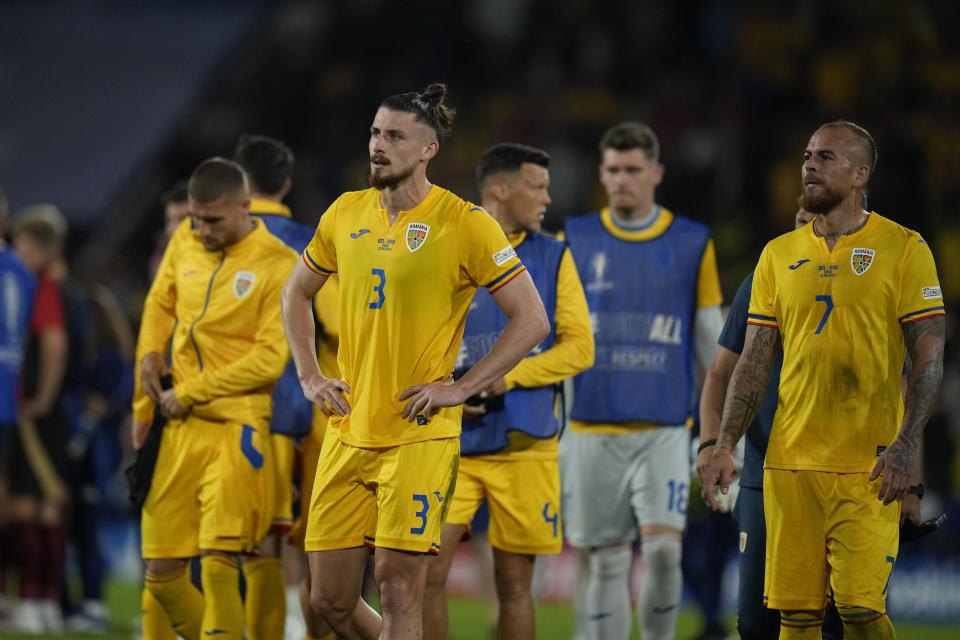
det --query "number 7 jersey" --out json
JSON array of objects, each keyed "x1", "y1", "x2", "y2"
[
  {"x1": 302, "y1": 185, "x2": 525, "y2": 448},
  {"x1": 747, "y1": 213, "x2": 944, "y2": 473}
]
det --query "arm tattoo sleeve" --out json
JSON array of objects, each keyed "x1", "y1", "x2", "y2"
[
  {"x1": 716, "y1": 324, "x2": 779, "y2": 449},
  {"x1": 892, "y1": 315, "x2": 946, "y2": 473}
]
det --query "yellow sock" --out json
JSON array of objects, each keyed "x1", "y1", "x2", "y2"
[
  {"x1": 144, "y1": 567, "x2": 204, "y2": 640},
  {"x1": 200, "y1": 555, "x2": 244, "y2": 639},
  {"x1": 838, "y1": 606, "x2": 896, "y2": 639},
  {"x1": 779, "y1": 611, "x2": 824, "y2": 638},
  {"x1": 243, "y1": 556, "x2": 286, "y2": 640},
  {"x1": 141, "y1": 586, "x2": 177, "y2": 640}
]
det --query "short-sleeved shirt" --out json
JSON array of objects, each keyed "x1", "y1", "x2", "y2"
[
  {"x1": 302, "y1": 185, "x2": 525, "y2": 448},
  {"x1": 29, "y1": 272, "x2": 65, "y2": 335},
  {"x1": 748, "y1": 213, "x2": 944, "y2": 472},
  {"x1": 718, "y1": 272, "x2": 781, "y2": 489}
]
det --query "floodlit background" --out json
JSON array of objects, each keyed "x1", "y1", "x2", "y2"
[{"x1": 1, "y1": 1, "x2": 958, "y2": 637}]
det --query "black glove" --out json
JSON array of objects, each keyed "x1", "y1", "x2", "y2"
[
  {"x1": 124, "y1": 374, "x2": 172, "y2": 510},
  {"x1": 900, "y1": 513, "x2": 947, "y2": 545}
]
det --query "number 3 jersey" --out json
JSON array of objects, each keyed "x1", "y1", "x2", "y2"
[
  {"x1": 748, "y1": 213, "x2": 944, "y2": 473},
  {"x1": 302, "y1": 185, "x2": 524, "y2": 448}
]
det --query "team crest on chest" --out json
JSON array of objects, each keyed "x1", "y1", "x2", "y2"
[
  {"x1": 233, "y1": 270, "x2": 256, "y2": 298},
  {"x1": 406, "y1": 222, "x2": 430, "y2": 252},
  {"x1": 850, "y1": 248, "x2": 875, "y2": 276}
]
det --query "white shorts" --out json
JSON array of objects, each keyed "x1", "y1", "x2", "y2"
[{"x1": 559, "y1": 427, "x2": 690, "y2": 548}]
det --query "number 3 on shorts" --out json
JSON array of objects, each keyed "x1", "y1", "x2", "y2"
[{"x1": 410, "y1": 493, "x2": 430, "y2": 534}]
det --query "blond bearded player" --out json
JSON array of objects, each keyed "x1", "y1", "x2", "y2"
[{"x1": 282, "y1": 83, "x2": 549, "y2": 640}]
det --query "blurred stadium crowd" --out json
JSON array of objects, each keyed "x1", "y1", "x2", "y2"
[{"x1": 0, "y1": 0, "x2": 958, "y2": 636}]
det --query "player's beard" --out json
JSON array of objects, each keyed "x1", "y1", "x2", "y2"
[
  {"x1": 369, "y1": 160, "x2": 417, "y2": 191},
  {"x1": 800, "y1": 182, "x2": 844, "y2": 214}
]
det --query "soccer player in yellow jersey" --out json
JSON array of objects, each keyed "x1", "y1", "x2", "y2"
[
  {"x1": 702, "y1": 121, "x2": 945, "y2": 639},
  {"x1": 282, "y1": 83, "x2": 550, "y2": 640},
  {"x1": 134, "y1": 158, "x2": 298, "y2": 639},
  {"x1": 423, "y1": 143, "x2": 594, "y2": 640}
]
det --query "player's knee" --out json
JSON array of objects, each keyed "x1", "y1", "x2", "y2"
[
  {"x1": 588, "y1": 545, "x2": 632, "y2": 580},
  {"x1": 377, "y1": 574, "x2": 419, "y2": 616},
  {"x1": 493, "y1": 554, "x2": 534, "y2": 602},
  {"x1": 493, "y1": 571, "x2": 532, "y2": 604},
  {"x1": 309, "y1": 588, "x2": 351, "y2": 625},
  {"x1": 424, "y1": 569, "x2": 448, "y2": 600},
  {"x1": 424, "y1": 557, "x2": 451, "y2": 592},
  {"x1": 640, "y1": 534, "x2": 681, "y2": 570}
]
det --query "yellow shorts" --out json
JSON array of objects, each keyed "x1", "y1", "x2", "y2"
[
  {"x1": 764, "y1": 469, "x2": 899, "y2": 612},
  {"x1": 446, "y1": 456, "x2": 562, "y2": 555},
  {"x1": 289, "y1": 409, "x2": 330, "y2": 547},
  {"x1": 305, "y1": 435, "x2": 459, "y2": 554},
  {"x1": 269, "y1": 433, "x2": 295, "y2": 530},
  {"x1": 142, "y1": 416, "x2": 272, "y2": 558}
]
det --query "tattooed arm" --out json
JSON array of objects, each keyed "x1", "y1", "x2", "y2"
[
  {"x1": 701, "y1": 323, "x2": 780, "y2": 511},
  {"x1": 870, "y1": 315, "x2": 945, "y2": 506}
]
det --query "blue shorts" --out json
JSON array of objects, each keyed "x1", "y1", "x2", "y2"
[{"x1": 734, "y1": 486, "x2": 779, "y2": 639}]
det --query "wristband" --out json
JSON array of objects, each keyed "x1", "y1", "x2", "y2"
[
  {"x1": 906, "y1": 483, "x2": 924, "y2": 499},
  {"x1": 697, "y1": 439, "x2": 717, "y2": 454}
]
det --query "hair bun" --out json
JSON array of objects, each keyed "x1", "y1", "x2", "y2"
[{"x1": 421, "y1": 82, "x2": 447, "y2": 107}]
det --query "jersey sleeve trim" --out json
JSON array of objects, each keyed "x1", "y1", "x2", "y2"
[
  {"x1": 899, "y1": 306, "x2": 945, "y2": 324},
  {"x1": 486, "y1": 263, "x2": 526, "y2": 293},
  {"x1": 302, "y1": 250, "x2": 334, "y2": 275},
  {"x1": 746, "y1": 313, "x2": 778, "y2": 328}
]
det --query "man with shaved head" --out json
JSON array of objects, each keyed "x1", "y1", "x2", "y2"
[
  {"x1": 702, "y1": 121, "x2": 944, "y2": 639},
  {"x1": 134, "y1": 158, "x2": 299, "y2": 638}
]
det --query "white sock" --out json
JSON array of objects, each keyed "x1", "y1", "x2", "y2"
[
  {"x1": 41, "y1": 598, "x2": 64, "y2": 632},
  {"x1": 283, "y1": 585, "x2": 306, "y2": 640},
  {"x1": 586, "y1": 546, "x2": 633, "y2": 640},
  {"x1": 571, "y1": 549, "x2": 591, "y2": 640},
  {"x1": 636, "y1": 535, "x2": 682, "y2": 640}
]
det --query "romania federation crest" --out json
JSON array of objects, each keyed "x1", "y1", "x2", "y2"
[
  {"x1": 850, "y1": 248, "x2": 875, "y2": 276},
  {"x1": 406, "y1": 222, "x2": 430, "y2": 252},
  {"x1": 233, "y1": 270, "x2": 256, "y2": 298}
]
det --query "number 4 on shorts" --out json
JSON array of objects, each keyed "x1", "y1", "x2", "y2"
[{"x1": 542, "y1": 502, "x2": 558, "y2": 538}]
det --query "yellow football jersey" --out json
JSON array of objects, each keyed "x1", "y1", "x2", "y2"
[
  {"x1": 133, "y1": 218, "x2": 298, "y2": 426},
  {"x1": 749, "y1": 213, "x2": 944, "y2": 472},
  {"x1": 303, "y1": 185, "x2": 525, "y2": 448}
]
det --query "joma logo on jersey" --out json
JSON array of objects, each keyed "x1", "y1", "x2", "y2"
[
  {"x1": 406, "y1": 223, "x2": 430, "y2": 252},
  {"x1": 233, "y1": 271, "x2": 256, "y2": 298},
  {"x1": 851, "y1": 248, "x2": 875, "y2": 275},
  {"x1": 648, "y1": 314, "x2": 682, "y2": 344}
]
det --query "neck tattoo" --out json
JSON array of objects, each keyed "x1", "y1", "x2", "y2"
[{"x1": 815, "y1": 213, "x2": 869, "y2": 242}]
